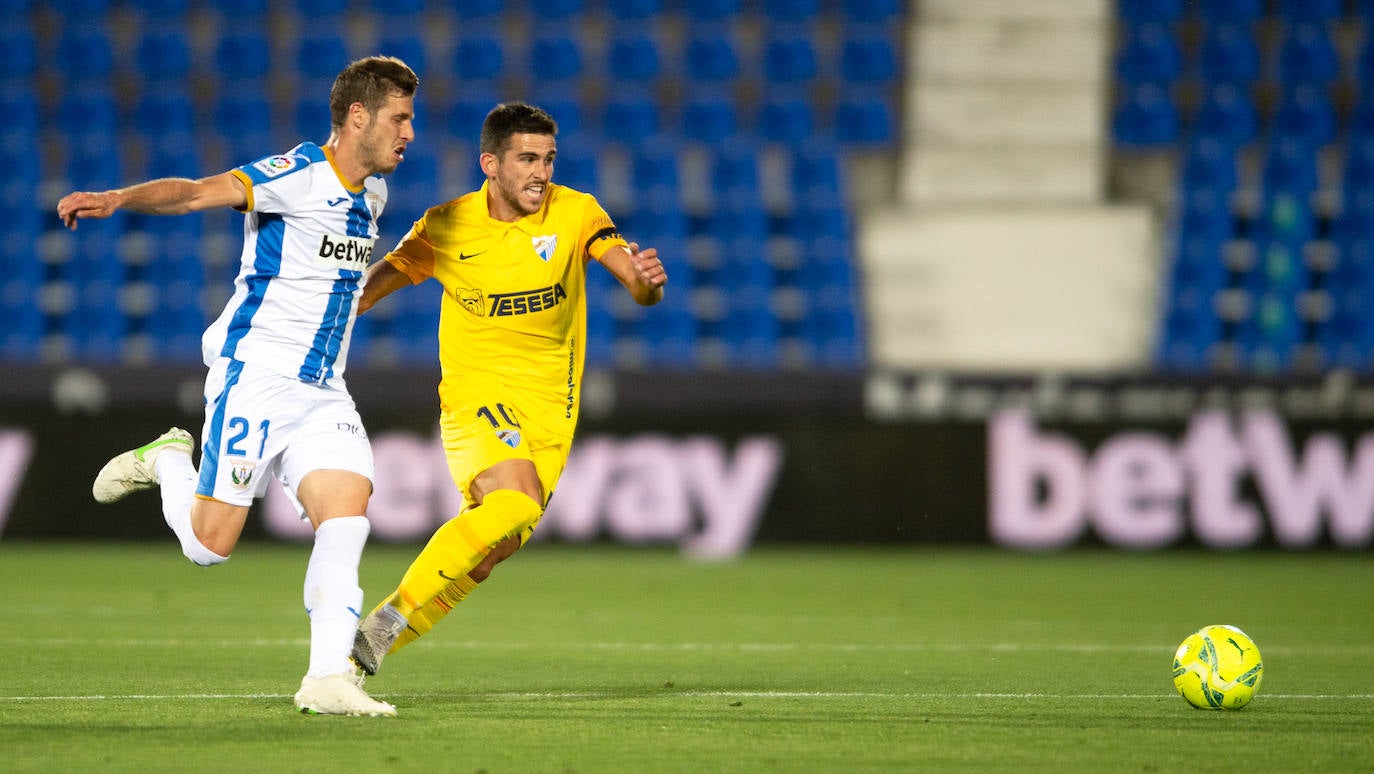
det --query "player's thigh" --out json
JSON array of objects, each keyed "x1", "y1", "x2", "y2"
[
  {"x1": 278, "y1": 391, "x2": 374, "y2": 523},
  {"x1": 196, "y1": 358, "x2": 287, "y2": 506},
  {"x1": 439, "y1": 399, "x2": 538, "y2": 502}
]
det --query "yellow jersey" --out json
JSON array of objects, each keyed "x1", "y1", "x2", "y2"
[{"x1": 383, "y1": 181, "x2": 627, "y2": 437}]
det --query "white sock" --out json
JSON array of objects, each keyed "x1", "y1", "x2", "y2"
[
  {"x1": 304, "y1": 515, "x2": 370, "y2": 678},
  {"x1": 154, "y1": 452, "x2": 227, "y2": 567}
]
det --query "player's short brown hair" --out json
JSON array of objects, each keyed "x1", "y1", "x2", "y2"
[
  {"x1": 329, "y1": 56, "x2": 419, "y2": 131},
  {"x1": 480, "y1": 102, "x2": 558, "y2": 156}
]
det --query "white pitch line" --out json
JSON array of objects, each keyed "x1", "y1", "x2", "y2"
[
  {"x1": 3, "y1": 691, "x2": 1373, "y2": 702},
  {"x1": 9, "y1": 638, "x2": 1374, "y2": 657}
]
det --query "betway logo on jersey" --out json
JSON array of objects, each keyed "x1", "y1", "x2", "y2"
[
  {"x1": 313, "y1": 234, "x2": 376, "y2": 271},
  {"x1": 487, "y1": 283, "x2": 567, "y2": 317}
]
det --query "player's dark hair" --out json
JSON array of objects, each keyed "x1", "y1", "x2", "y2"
[
  {"x1": 480, "y1": 102, "x2": 558, "y2": 156},
  {"x1": 329, "y1": 56, "x2": 419, "y2": 131}
]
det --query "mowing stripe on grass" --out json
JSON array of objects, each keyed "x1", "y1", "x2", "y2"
[{"x1": 4, "y1": 691, "x2": 1373, "y2": 702}]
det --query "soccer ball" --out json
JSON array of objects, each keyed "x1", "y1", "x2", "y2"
[{"x1": 1172, "y1": 624, "x2": 1264, "y2": 710}]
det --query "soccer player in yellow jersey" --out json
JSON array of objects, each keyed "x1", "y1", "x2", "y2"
[{"x1": 349, "y1": 102, "x2": 667, "y2": 676}]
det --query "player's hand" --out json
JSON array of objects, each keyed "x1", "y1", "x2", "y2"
[
  {"x1": 627, "y1": 242, "x2": 667, "y2": 288},
  {"x1": 56, "y1": 190, "x2": 120, "y2": 230}
]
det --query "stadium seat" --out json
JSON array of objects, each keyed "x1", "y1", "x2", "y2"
[
  {"x1": 606, "y1": 0, "x2": 660, "y2": 20},
  {"x1": 606, "y1": 33, "x2": 662, "y2": 84},
  {"x1": 0, "y1": 86, "x2": 37, "y2": 153},
  {"x1": 840, "y1": 34, "x2": 898, "y2": 86},
  {"x1": 212, "y1": 90, "x2": 275, "y2": 163},
  {"x1": 55, "y1": 87, "x2": 118, "y2": 150},
  {"x1": 1343, "y1": 136, "x2": 1374, "y2": 194},
  {"x1": 681, "y1": 89, "x2": 740, "y2": 144},
  {"x1": 1118, "y1": 0, "x2": 1183, "y2": 24},
  {"x1": 529, "y1": 34, "x2": 583, "y2": 82},
  {"x1": 1275, "y1": 0, "x2": 1342, "y2": 23},
  {"x1": 1114, "y1": 22, "x2": 1182, "y2": 86},
  {"x1": 833, "y1": 90, "x2": 894, "y2": 146},
  {"x1": 288, "y1": 94, "x2": 333, "y2": 144},
  {"x1": 212, "y1": 0, "x2": 267, "y2": 20},
  {"x1": 377, "y1": 33, "x2": 428, "y2": 77},
  {"x1": 712, "y1": 140, "x2": 762, "y2": 210},
  {"x1": 763, "y1": 33, "x2": 819, "y2": 85},
  {"x1": 526, "y1": 91, "x2": 583, "y2": 136},
  {"x1": 552, "y1": 136, "x2": 599, "y2": 192},
  {"x1": 0, "y1": 28, "x2": 34, "y2": 78},
  {"x1": 53, "y1": 28, "x2": 113, "y2": 85},
  {"x1": 1191, "y1": 82, "x2": 1258, "y2": 147},
  {"x1": 295, "y1": 31, "x2": 350, "y2": 88},
  {"x1": 1111, "y1": 83, "x2": 1179, "y2": 148},
  {"x1": 136, "y1": 0, "x2": 187, "y2": 20},
  {"x1": 1347, "y1": 97, "x2": 1374, "y2": 139},
  {"x1": 453, "y1": 35, "x2": 504, "y2": 81},
  {"x1": 630, "y1": 143, "x2": 683, "y2": 215},
  {"x1": 681, "y1": 0, "x2": 740, "y2": 22},
  {"x1": 446, "y1": 84, "x2": 501, "y2": 139},
  {"x1": 50, "y1": 0, "x2": 108, "y2": 15},
  {"x1": 1268, "y1": 84, "x2": 1336, "y2": 147},
  {"x1": 132, "y1": 89, "x2": 197, "y2": 140},
  {"x1": 1198, "y1": 22, "x2": 1261, "y2": 85},
  {"x1": 213, "y1": 31, "x2": 272, "y2": 83},
  {"x1": 764, "y1": 0, "x2": 820, "y2": 23},
  {"x1": 1195, "y1": 0, "x2": 1263, "y2": 25},
  {"x1": 294, "y1": 0, "x2": 345, "y2": 21},
  {"x1": 684, "y1": 33, "x2": 740, "y2": 82},
  {"x1": 527, "y1": 0, "x2": 583, "y2": 18},
  {"x1": 135, "y1": 30, "x2": 191, "y2": 82},
  {"x1": 601, "y1": 88, "x2": 661, "y2": 144},
  {"x1": 757, "y1": 88, "x2": 816, "y2": 147},
  {"x1": 366, "y1": 0, "x2": 425, "y2": 15},
  {"x1": 1181, "y1": 136, "x2": 1239, "y2": 193},
  {"x1": 1277, "y1": 23, "x2": 1339, "y2": 86},
  {"x1": 454, "y1": 0, "x2": 503, "y2": 22},
  {"x1": 841, "y1": 0, "x2": 901, "y2": 25}
]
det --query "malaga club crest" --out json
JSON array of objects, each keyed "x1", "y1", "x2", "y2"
[
  {"x1": 532, "y1": 234, "x2": 557, "y2": 262},
  {"x1": 496, "y1": 429, "x2": 522, "y2": 449}
]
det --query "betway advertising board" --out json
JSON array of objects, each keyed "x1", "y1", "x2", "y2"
[{"x1": 0, "y1": 407, "x2": 1370, "y2": 554}]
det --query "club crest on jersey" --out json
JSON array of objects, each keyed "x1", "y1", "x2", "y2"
[
  {"x1": 365, "y1": 192, "x2": 382, "y2": 222},
  {"x1": 496, "y1": 429, "x2": 522, "y2": 449},
  {"x1": 229, "y1": 460, "x2": 257, "y2": 489},
  {"x1": 455, "y1": 288, "x2": 485, "y2": 316},
  {"x1": 252, "y1": 155, "x2": 297, "y2": 177},
  {"x1": 532, "y1": 234, "x2": 557, "y2": 262}
]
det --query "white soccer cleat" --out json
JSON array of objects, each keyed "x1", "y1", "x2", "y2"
[
  {"x1": 294, "y1": 672, "x2": 397, "y2": 717},
  {"x1": 350, "y1": 604, "x2": 408, "y2": 676},
  {"x1": 91, "y1": 427, "x2": 195, "y2": 504}
]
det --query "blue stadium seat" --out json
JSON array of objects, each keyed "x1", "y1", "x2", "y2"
[
  {"x1": 606, "y1": 33, "x2": 662, "y2": 84},
  {"x1": 1198, "y1": 22, "x2": 1261, "y2": 85},
  {"x1": 1158, "y1": 287, "x2": 1223, "y2": 373},
  {"x1": 681, "y1": 0, "x2": 740, "y2": 22},
  {"x1": 757, "y1": 88, "x2": 815, "y2": 146},
  {"x1": 1118, "y1": 0, "x2": 1183, "y2": 24},
  {"x1": 54, "y1": 28, "x2": 113, "y2": 84},
  {"x1": 684, "y1": 33, "x2": 740, "y2": 82},
  {"x1": 289, "y1": 94, "x2": 332, "y2": 144},
  {"x1": 552, "y1": 136, "x2": 599, "y2": 192},
  {"x1": 526, "y1": 91, "x2": 583, "y2": 136},
  {"x1": 833, "y1": 90, "x2": 894, "y2": 146},
  {"x1": 606, "y1": 0, "x2": 660, "y2": 19},
  {"x1": 137, "y1": 0, "x2": 187, "y2": 19},
  {"x1": 0, "y1": 86, "x2": 37, "y2": 153},
  {"x1": 1277, "y1": 23, "x2": 1339, "y2": 86},
  {"x1": 630, "y1": 143, "x2": 682, "y2": 215},
  {"x1": 1191, "y1": 82, "x2": 1258, "y2": 147},
  {"x1": 214, "y1": 31, "x2": 272, "y2": 82},
  {"x1": 212, "y1": 89, "x2": 275, "y2": 163},
  {"x1": 446, "y1": 84, "x2": 501, "y2": 139},
  {"x1": 0, "y1": 28, "x2": 34, "y2": 79},
  {"x1": 295, "y1": 31, "x2": 350, "y2": 88},
  {"x1": 1195, "y1": 0, "x2": 1263, "y2": 24},
  {"x1": 454, "y1": 0, "x2": 503, "y2": 22},
  {"x1": 0, "y1": 0, "x2": 31, "y2": 19},
  {"x1": 601, "y1": 88, "x2": 661, "y2": 144},
  {"x1": 212, "y1": 0, "x2": 267, "y2": 20},
  {"x1": 763, "y1": 33, "x2": 819, "y2": 85},
  {"x1": 50, "y1": 0, "x2": 108, "y2": 15},
  {"x1": 56, "y1": 88, "x2": 118, "y2": 155},
  {"x1": 1275, "y1": 0, "x2": 1342, "y2": 23},
  {"x1": 712, "y1": 141, "x2": 761, "y2": 210},
  {"x1": 1348, "y1": 97, "x2": 1374, "y2": 139},
  {"x1": 453, "y1": 35, "x2": 504, "y2": 81},
  {"x1": 384, "y1": 144, "x2": 439, "y2": 230},
  {"x1": 1269, "y1": 84, "x2": 1336, "y2": 147},
  {"x1": 841, "y1": 0, "x2": 900, "y2": 25},
  {"x1": 840, "y1": 34, "x2": 897, "y2": 86},
  {"x1": 378, "y1": 33, "x2": 428, "y2": 77},
  {"x1": 1344, "y1": 136, "x2": 1374, "y2": 194},
  {"x1": 681, "y1": 89, "x2": 739, "y2": 144},
  {"x1": 294, "y1": 0, "x2": 345, "y2": 21},
  {"x1": 1112, "y1": 83, "x2": 1179, "y2": 148},
  {"x1": 529, "y1": 34, "x2": 583, "y2": 81},
  {"x1": 527, "y1": 0, "x2": 582, "y2": 17},
  {"x1": 792, "y1": 140, "x2": 845, "y2": 209},
  {"x1": 764, "y1": 0, "x2": 820, "y2": 23},
  {"x1": 1181, "y1": 136, "x2": 1239, "y2": 193},
  {"x1": 1114, "y1": 22, "x2": 1182, "y2": 86},
  {"x1": 132, "y1": 89, "x2": 197, "y2": 140},
  {"x1": 136, "y1": 30, "x2": 191, "y2": 83}
]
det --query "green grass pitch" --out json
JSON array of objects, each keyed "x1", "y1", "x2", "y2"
[{"x1": 1, "y1": 541, "x2": 1371, "y2": 772}]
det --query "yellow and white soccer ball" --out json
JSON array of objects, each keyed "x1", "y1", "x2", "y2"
[{"x1": 1172, "y1": 624, "x2": 1264, "y2": 710}]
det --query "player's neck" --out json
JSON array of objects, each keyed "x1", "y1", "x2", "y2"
[{"x1": 323, "y1": 135, "x2": 369, "y2": 191}]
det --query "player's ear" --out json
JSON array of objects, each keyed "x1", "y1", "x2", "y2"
[
  {"x1": 349, "y1": 102, "x2": 368, "y2": 130},
  {"x1": 479, "y1": 152, "x2": 498, "y2": 178}
]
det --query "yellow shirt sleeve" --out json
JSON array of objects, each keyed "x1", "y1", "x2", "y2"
[{"x1": 383, "y1": 215, "x2": 438, "y2": 285}]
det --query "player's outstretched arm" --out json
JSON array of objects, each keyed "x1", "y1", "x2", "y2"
[
  {"x1": 57, "y1": 172, "x2": 247, "y2": 230},
  {"x1": 600, "y1": 242, "x2": 666, "y2": 306},
  {"x1": 358, "y1": 257, "x2": 414, "y2": 315}
]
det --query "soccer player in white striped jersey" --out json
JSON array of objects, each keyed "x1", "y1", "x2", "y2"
[{"x1": 56, "y1": 56, "x2": 418, "y2": 717}]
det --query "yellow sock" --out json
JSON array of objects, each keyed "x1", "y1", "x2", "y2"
[
  {"x1": 387, "y1": 572, "x2": 479, "y2": 654},
  {"x1": 388, "y1": 489, "x2": 543, "y2": 619}
]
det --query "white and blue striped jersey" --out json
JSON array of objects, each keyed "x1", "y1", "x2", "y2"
[{"x1": 202, "y1": 142, "x2": 386, "y2": 387}]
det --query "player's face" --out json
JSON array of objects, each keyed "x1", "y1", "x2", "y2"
[
  {"x1": 488, "y1": 133, "x2": 556, "y2": 219},
  {"x1": 359, "y1": 93, "x2": 415, "y2": 175}
]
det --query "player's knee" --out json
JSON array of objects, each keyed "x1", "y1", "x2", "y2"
[
  {"x1": 478, "y1": 488, "x2": 544, "y2": 545},
  {"x1": 471, "y1": 535, "x2": 521, "y2": 583},
  {"x1": 182, "y1": 537, "x2": 229, "y2": 567}
]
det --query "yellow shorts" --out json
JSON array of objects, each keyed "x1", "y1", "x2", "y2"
[{"x1": 438, "y1": 393, "x2": 572, "y2": 519}]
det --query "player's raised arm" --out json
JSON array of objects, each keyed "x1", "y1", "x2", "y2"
[
  {"x1": 599, "y1": 241, "x2": 666, "y2": 306},
  {"x1": 358, "y1": 257, "x2": 415, "y2": 315},
  {"x1": 56, "y1": 171, "x2": 248, "y2": 230}
]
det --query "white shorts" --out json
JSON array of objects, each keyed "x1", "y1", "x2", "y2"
[{"x1": 196, "y1": 357, "x2": 373, "y2": 511}]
